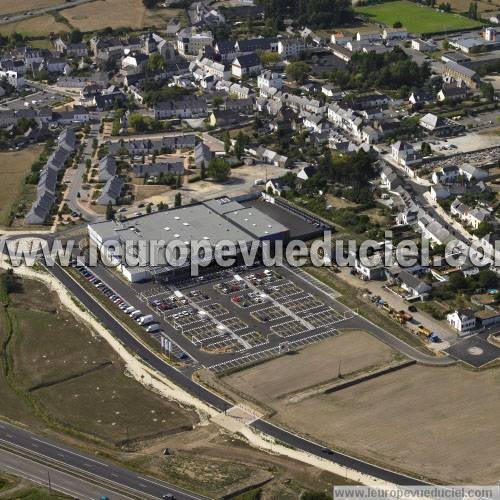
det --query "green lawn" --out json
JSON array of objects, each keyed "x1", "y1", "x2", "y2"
[{"x1": 356, "y1": 0, "x2": 482, "y2": 33}]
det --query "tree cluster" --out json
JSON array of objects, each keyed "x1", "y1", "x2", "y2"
[
  {"x1": 257, "y1": 0, "x2": 354, "y2": 28},
  {"x1": 329, "y1": 48, "x2": 430, "y2": 91}
]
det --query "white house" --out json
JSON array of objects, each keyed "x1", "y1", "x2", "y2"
[
  {"x1": 257, "y1": 70, "x2": 282, "y2": 94},
  {"x1": 391, "y1": 141, "x2": 421, "y2": 167},
  {"x1": 459, "y1": 163, "x2": 488, "y2": 181},
  {"x1": 0, "y1": 70, "x2": 25, "y2": 89},
  {"x1": 231, "y1": 53, "x2": 262, "y2": 79},
  {"x1": 447, "y1": 309, "x2": 476, "y2": 332},
  {"x1": 432, "y1": 165, "x2": 459, "y2": 184},
  {"x1": 356, "y1": 31, "x2": 380, "y2": 42},
  {"x1": 277, "y1": 38, "x2": 306, "y2": 59},
  {"x1": 411, "y1": 38, "x2": 436, "y2": 51},
  {"x1": 382, "y1": 28, "x2": 408, "y2": 40}
]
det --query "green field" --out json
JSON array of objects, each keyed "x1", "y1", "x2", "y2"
[{"x1": 356, "y1": 0, "x2": 482, "y2": 33}]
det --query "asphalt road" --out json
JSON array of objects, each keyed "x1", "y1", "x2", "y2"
[
  {"x1": 43, "y1": 260, "x2": 432, "y2": 486},
  {"x1": 0, "y1": 445, "x2": 131, "y2": 500},
  {"x1": 0, "y1": 421, "x2": 205, "y2": 500}
]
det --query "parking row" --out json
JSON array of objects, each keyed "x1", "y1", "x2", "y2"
[
  {"x1": 206, "y1": 328, "x2": 340, "y2": 374},
  {"x1": 70, "y1": 262, "x2": 163, "y2": 336}
]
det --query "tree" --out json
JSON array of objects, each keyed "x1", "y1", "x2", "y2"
[
  {"x1": 174, "y1": 192, "x2": 182, "y2": 208},
  {"x1": 129, "y1": 113, "x2": 148, "y2": 132},
  {"x1": 208, "y1": 158, "x2": 231, "y2": 182},
  {"x1": 233, "y1": 132, "x2": 249, "y2": 160},
  {"x1": 393, "y1": 21, "x2": 402, "y2": 28},
  {"x1": 147, "y1": 52, "x2": 165, "y2": 72},
  {"x1": 480, "y1": 82, "x2": 494, "y2": 102},
  {"x1": 200, "y1": 160, "x2": 207, "y2": 180},
  {"x1": 157, "y1": 201, "x2": 168, "y2": 211},
  {"x1": 68, "y1": 28, "x2": 83, "y2": 43},
  {"x1": 285, "y1": 61, "x2": 310, "y2": 83},
  {"x1": 143, "y1": 0, "x2": 157, "y2": 8},
  {"x1": 258, "y1": 50, "x2": 281, "y2": 66},
  {"x1": 478, "y1": 269, "x2": 498, "y2": 290},
  {"x1": 146, "y1": 203, "x2": 152, "y2": 214},
  {"x1": 212, "y1": 95, "x2": 223, "y2": 110},
  {"x1": 420, "y1": 142, "x2": 432, "y2": 156},
  {"x1": 222, "y1": 130, "x2": 231, "y2": 154},
  {"x1": 106, "y1": 201, "x2": 115, "y2": 220}
]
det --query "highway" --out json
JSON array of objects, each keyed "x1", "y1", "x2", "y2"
[
  {"x1": 43, "y1": 260, "x2": 430, "y2": 487},
  {"x1": 0, "y1": 421, "x2": 205, "y2": 500}
]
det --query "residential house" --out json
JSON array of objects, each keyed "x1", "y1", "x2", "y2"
[
  {"x1": 356, "y1": 32, "x2": 380, "y2": 42},
  {"x1": 380, "y1": 164, "x2": 400, "y2": 190},
  {"x1": 194, "y1": 142, "x2": 213, "y2": 167},
  {"x1": 382, "y1": 28, "x2": 408, "y2": 40},
  {"x1": 97, "y1": 176, "x2": 124, "y2": 205},
  {"x1": 132, "y1": 160, "x2": 184, "y2": 177},
  {"x1": 277, "y1": 38, "x2": 306, "y2": 59},
  {"x1": 430, "y1": 183, "x2": 451, "y2": 201},
  {"x1": 97, "y1": 155, "x2": 117, "y2": 182},
  {"x1": 397, "y1": 270, "x2": 432, "y2": 300},
  {"x1": 209, "y1": 110, "x2": 240, "y2": 127},
  {"x1": 447, "y1": 309, "x2": 476, "y2": 332},
  {"x1": 391, "y1": 141, "x2": 421, "y2": 167},
  {"x1": 153, "y1": 96, "x2": 207, "y2": 119},
  {"x1": 418, "y1": 215, "x2": 452, "y2": 245},
  {"x1": 257, "y1": 70, "x2": 282, "y2": 93},
  {"x1": 459, "y1": 163, "x2": 488, "y2": 181},
  {"x1": 54, "y1": 39, "x2": 88, "y2": 57},
  {"x1": 231, "y1": 53, "x2": 262, "y2": 78},
  {"x1": 411, "y1": 38, "x2": 436, "y2": 51},
  {"x1": 432, "y1": 165, "x2": 459, "y2": 184},
  {"x1": 437, "y1": 84, "x2": 468, "y2": 102},
  {"x1": 234, "y1": 38, "x2": 278, "y2": 54},
  {"x1": 409, "y1": 91, "x2": 433, "y2": 105},
  {"x1": 214, "y1": 40, "x2": 237, "y2": 63},
  {"x1": 265, "y1": 178, "x2": 291, "y2": 196}
]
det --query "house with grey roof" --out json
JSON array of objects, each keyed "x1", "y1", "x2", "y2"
[
  {"x1": 25, "y1": 191, "x2": 55, "y2": 225},
  {"x1": 132, "y1": 160, "x2": 184, "y2": 177},
  {"x1": 194, "y1": 142, "x2": 213, "y2": 167},
  {"x1": 98, "y1": 155, "x2": 117, "y2": 182},
  {"x1": 97, "y1": 176, "x2": 124, "y2": 205},
  {"x1": 396, "y1": 270, "x2": 432, "y2": 300}
]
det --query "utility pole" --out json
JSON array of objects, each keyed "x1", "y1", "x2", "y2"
[
  {"x1": 337, "y1": 358, "x2": 342, "y2": 379},
  {"x1": 47, "y1": 471, "x2": 52, "y2": 492}
]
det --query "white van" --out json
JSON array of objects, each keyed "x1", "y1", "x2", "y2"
[
  {"x1": 138, "y1": 314, "x2": 154, "y2": 326},
  {"x1": 146, "y1": 324, "x2": 160, "y2": 333}
]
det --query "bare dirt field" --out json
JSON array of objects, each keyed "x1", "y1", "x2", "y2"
[
  {"x1": 145, "y1": 163, "x2": 288, "y2": 206},
  {"x1": 268, "y1": 364, "x2": 500, "y2": 484},
  {"x1": 224, "y1": 330, "x2": 397, "y2": 403},
  {"x1": 62, "y1": 0, "x2": 182, "y2": 31},
  {"x1": 0, "y1": 14, "x2": 69, "y2": 36}
]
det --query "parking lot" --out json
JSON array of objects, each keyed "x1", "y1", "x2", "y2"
[
  {"x1": 74, "y1": 253, "x2": 358, "y2": 373},
  {"x1": 135, "y1": 266, "x2": 355, "y2": 370}
]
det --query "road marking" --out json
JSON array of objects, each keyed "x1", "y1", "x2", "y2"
[{"x1": 31, "y1": 438, "x2": 108, "y2": 467}]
